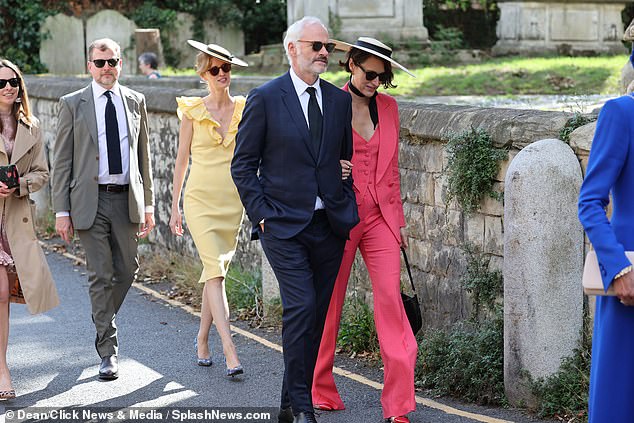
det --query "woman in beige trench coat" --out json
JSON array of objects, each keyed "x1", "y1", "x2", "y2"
[{"x1": 0, "y1": 59, "x2": 59, "y2": 399}]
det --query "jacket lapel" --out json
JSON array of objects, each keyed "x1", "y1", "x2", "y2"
[
  {"x1": 78, "y1": 86, "x2": 98, "y2": 147},
  {"x1": 318, "y1": 84, "x2": 335, "y2": 161},
  {"x1": 375, "y1": 94, "x2": 397, "y2": 183},
  {"x1": 280, "y1": 72, "x2": 317, "y2": 161},
  {"x1": 119, "y1": 86, "x2": 136, "y2": 148},
  {"x1": 9, "y1": 121, "x2": 37, "y2": 164}
]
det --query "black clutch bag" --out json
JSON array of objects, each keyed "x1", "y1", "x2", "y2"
[
  {"x1": 0, "y1": 164, "x2": 19, "y2": 189},
  {"x1": 401, "y1": 247, "x2": 423, "y2": 335}
]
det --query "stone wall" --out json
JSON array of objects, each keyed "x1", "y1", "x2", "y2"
[{"x1": 25, "y1": 76, "x2": 588, "y2": 332}]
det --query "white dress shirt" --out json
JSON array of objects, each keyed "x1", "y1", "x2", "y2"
[
  {"x1": 91, "y1": 80, "x2": 130, "y2": 185},
  {"x1": 289, "y1": 67, "x2": 325, "y2": 210}
]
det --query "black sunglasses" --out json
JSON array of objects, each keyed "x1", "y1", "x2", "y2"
[
  {"x1": 208, "y1": 63, "x2": 232, "y2": 76},
  {"x1": 0, "y1": 78, "x2": 20, "y2": 89},
  {"x1": 355, "y1": 62, "x2": 389, "y2": 83},
  {"x1": 91, "y1": 58, "x2": 120, "y2": 68},
  {"x1": 297, "y1": 40, "x2": 336, "y2": 53}
]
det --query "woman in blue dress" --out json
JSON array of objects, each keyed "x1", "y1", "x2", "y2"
[{"x1": 578, "y1": 94, "x2": 634, "y2": 421}]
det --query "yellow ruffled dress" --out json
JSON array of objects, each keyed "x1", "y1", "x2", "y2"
[{"x1": 176, "y1": 96, "x2": 246, "y2": 282}]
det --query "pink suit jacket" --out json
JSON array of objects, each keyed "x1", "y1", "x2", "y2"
[{"x1": 344, "y1": 84, "x2": 406, "y2": 243}]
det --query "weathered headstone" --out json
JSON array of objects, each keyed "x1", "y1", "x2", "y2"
[
  {"x1": 503, "y1": 138, "x2": 584, "y2": 406},
  {"x1": 86, "y1": 10, "x2": 137, "y2": 75},
  {"x1": 165, "y1": 13, "x2": 246, "y2": 69},
  {"x1": 135, "y1": 29, "x2": 164, "y2": 72},
  {"x1": 40, "y1": 14, "x2": 85, "y2": 74},
  {"x1": 287, "y1": 0, "x2": 428, "y2": 42},
  {"x1": 494, "y1": 1, "x2": 627, "y2": 55},
  {"x1": 202, "y1": 21, "x2": 245, "y2": 57}
]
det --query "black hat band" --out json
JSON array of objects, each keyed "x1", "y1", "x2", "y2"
[
  {"x1": 356, "y1": 40, "x2": 392, "y2": 58},
  {"x1": 207, "y1": 45, "x2": 234, "y2": 61}
]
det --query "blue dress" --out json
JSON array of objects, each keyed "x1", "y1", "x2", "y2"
[{"x1": 578, "y1": 95, "x2": 634, "y2": 421}]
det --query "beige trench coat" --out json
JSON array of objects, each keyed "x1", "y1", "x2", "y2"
[{"x1": 1, "y1": 117, "x2": 59, "y2": 314}]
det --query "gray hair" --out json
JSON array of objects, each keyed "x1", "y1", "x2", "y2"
[
  {"x1": 138, "y1": 52, "x2": 159, "y2": 69},
  {"x1": 283, "y1": 16, "x2": 328, "y2": 63}
]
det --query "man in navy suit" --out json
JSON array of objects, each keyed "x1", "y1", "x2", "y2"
[{"x1": 231, "y1": 16, "x2": 358, "y2": 423}]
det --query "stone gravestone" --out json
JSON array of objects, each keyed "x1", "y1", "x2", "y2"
[
  {"x1": 287, "y1": 0, "x2": 428, "y2": 42},
  {"x1": 494, "y1": 0, "x2": 627, "y2": 55},
  {"x1": 135, "y1": 29, "x2": 164, "y2": 73},
  {"x1": 40, "y1": 14, "x2": 85, "y2": 75},
  {"x1": 503, "y1": 138, "x2": 584, "y2": 406},
  {"x1": 202, "y1": 21, "x2": 245, "y2": 57},
  {"x1": 164, "y1": 13, "x2": 246, "y2": 70},
  {"x1": 86, "y1": 10, "x2": 137, "y2": 75}
]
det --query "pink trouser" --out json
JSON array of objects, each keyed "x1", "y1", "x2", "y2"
[{"x1": 312, "y1": 199, "x2": 417, "y2": 418}]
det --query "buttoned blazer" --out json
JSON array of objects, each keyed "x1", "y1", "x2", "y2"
[
  {"x1": 52, "y1": 84, "x2": 154, "y2": 230},
  {"x1": 231, "y1": 72, "x2": 359, "y2": 240},
  {"x1": 344, "y1": 84, "x2": 406, "y2": 243},
  {"x1": 579, "y1": 95, "x2": 634, "y2": 290}
]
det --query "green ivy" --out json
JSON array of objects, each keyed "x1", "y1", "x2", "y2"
[
  {"x1": 416, "y1": 311, "x2": 505, "y2": 404},
  {"x1": 337, "y1": 294, "x2": 380, "y2": 356},
  {"x1": 461, "y1": 243, "x2": 503, "y2": 319},
  {"x1": 415, "y1": 243, "x2": 505, "y2": 404},
  {"x1": 559, "y1": 113, "x2": 596, "y2": 144},
  {"x1": 0, "y1": 0, "x2": 64, "y2": 73},
  {"x1": 445, "y1": 127, "x2": 507, "y2": 215},
  {"x1": 530, "y1": 308, "x2": 592, "y2": 421}
]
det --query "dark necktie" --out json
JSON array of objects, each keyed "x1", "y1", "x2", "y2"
[
  {"x1": 104, "y1": 90, "x2": 122, "y2": 174},
  {"x1": 306, "y1": 87, "x2": 322, "y2": 152}
]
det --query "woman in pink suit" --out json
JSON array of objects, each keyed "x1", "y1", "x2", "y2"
[{"x1": 312, "y1": 37, "x2": 417, "y2": 423}]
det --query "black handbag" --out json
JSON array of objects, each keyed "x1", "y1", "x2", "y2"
[
  {"x1": 401, "y1": 247, "x2": 422, "y2": 335},
  {"x1": 0, "y1": 164, "x2": 19, "y2": 189}
]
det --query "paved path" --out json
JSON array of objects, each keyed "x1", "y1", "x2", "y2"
[{"x1": 3, "y1": 251, "x2": 550, "y2": 423}]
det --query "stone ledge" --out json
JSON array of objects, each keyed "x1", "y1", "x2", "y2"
[
  {"x1": 24, "y1": 75, "x2": 271, "y2": 114},
  {"x1": 398, "y1": 101, "x2": 571, "y2": 149}
]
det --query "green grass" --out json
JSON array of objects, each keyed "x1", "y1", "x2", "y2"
[
  {"x1": 322, "y1": 56, "x2": 623, "y2": 97},
  {"x1": 163, "y1": 55, "x2": 625, "y2": 97}
]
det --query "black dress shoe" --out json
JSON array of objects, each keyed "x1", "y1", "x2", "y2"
[
  {"x1": 293, "y1": 412, "x2": 317, "y2": 423},
  {"x1": 278, "y1": 407, "x2": 293, "y2": 423},
  {"x1": 99, "y1": 355, "x2": 118, "y2": 380}
]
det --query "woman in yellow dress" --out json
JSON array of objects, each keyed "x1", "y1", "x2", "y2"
[{"x1": 169, "y1": 41, "x2": 247, "y2": 377}]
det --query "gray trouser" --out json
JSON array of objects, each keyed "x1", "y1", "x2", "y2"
[{"x1": 77, "y1": 191, "x2": 138, "y2": 358}]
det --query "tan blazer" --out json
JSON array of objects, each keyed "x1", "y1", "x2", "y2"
[
  {"x1": 1, "y1": 118, "x2": 59, "y2": 314},
  {"x1": 52, "y1": 84, "x2": 154, "y2": 229}
]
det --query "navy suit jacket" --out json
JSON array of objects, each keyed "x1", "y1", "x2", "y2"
[{"x1": 231, "y1": 71, "x2": 359, "y2": 240}]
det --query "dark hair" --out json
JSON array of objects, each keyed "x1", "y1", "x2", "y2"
[
  {"x1": 0, "y1": 58, "x2": 33, "y2": 128},
  {"x1": 339, "y1": 47, "x2": 397, "y2": 89},
  {"x1": 138, "y1": 52, "x2": 159, "y2": 70}
]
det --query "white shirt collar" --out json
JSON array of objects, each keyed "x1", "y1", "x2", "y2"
[
  {"x1": 289, "y1": 67, "x2": 321, "y2": 98},
  {"x1": 91, "y1": 80, "x2": 121, "y2": 98}
]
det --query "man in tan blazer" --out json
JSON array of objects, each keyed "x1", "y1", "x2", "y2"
[{"x1": 52, "y1": 38, "x2": 155, "y2": 380}]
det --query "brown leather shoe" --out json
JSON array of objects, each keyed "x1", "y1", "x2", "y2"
[{"x1": 98, "y1": 355, "x2": 118, "y2": 380}]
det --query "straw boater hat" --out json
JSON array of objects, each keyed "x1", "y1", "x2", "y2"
[
  {"x1": 186, "y1": 39, "x2": 248, "y2": 67},
  {"x1": 334, "y1": 36, "x2": 414, "y2": 77}
]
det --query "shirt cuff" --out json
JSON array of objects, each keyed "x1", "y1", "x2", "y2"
[
  {"x1": 145, "y1": 206, "x2": 154, "y2": 214},
  {"x1": 56, "y1": 211, "x2": 70, "y2": 218}
]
